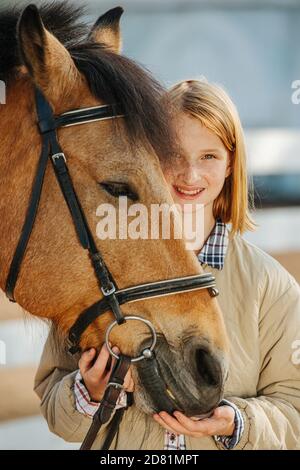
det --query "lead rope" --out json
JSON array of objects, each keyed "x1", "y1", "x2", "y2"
[
  {"x1": 101, "y1": 393, "x2": 134, "y2": 450},
  {"x1": 80, "y1": 354, "x2": 132, "y2": 451}
]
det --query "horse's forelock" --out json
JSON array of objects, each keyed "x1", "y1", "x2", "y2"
[{"x1": 71, "y1": 43, "x2": 175, "y2": 161}]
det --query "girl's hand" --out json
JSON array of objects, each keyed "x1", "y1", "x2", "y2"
[
  {"x1": 153, "y1": 406, "x2": 235, "y2": 438},
  {"x1": 78, "y1": 343, "x2": 134, "y2": 402}
]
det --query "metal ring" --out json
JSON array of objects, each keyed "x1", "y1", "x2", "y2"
[{"x1": 105, "y1": 315, "x2": 157, "y2": 363}]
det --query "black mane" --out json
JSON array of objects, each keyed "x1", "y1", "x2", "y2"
[{"x1": 0, "y1": 1, "x2": 174, "y2": 157}]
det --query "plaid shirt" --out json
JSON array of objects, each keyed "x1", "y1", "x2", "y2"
[
  {"x1": 74, "y1": 217, "x2": 244, "y2": 449},
  {"x1": 197, "y1": 217, "x2": 229, "y2": 269}
]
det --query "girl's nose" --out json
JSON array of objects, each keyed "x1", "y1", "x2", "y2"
[{"x1": 181, "y1": 163, "x2": 202, "y2": 185}]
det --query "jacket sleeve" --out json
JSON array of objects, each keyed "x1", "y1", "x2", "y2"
[
  {"x1": 224, "y1": 277, "x2": 300, "y2": 450},
  {"x1": 33, "y1": 326, "x2": 116, "y2": 443}
]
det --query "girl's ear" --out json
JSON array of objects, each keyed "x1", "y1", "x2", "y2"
[
  {"x1": 88, "y1": 7, "x2": 124, "y2": 54},
  {"x1": 17, "y1": 4, "x2": 79, "y2": 101}
]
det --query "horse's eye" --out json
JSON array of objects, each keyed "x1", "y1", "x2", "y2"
[{"x1": 99, "y1": 182, "x2": 138, "y2": 201}]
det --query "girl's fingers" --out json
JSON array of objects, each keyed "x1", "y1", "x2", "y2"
[
  {"x1": 173, "y1": 411, "x2": 202, "y2": 432},
  {"x1": 109, "y1": 346, "x2": 120, "y2": 371},
  {"x1": 129, "y1": 378, "x2": 135, "y2": 392},
  {"x1": 157, "y1": 412, "x2": 190, "y2": 435},
  {"x1": 153, "y1": 414, "x2": 179, "y2": 434},
  {"x1": 125, "y1": 378, "x2": 135, "y2": 392},
  {"x1": 86, "y1": 345, "x2": 134, "y2": 391},
  {"x1": 89, "y1": 343, "x2": 112, "y2": 377},
  {"x1": 78, "y1": 348, "x2": 96, "y2": 374},
  {"x1": 103, "y1": 346, "x2": 120, "y2": 380},
  {"x1": 123, "y1": 369, "x2": 133, "y2": 389},
  {"x1": 154, "y1": 409, "x2": 229, "y2": 437},
  {"x1": 173, "y1": 410, "x2": 230, "y2": 436}
]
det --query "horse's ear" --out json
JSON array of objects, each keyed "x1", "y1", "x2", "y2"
[
  {"x1": 89, "y1": 6, "x2": 123, "y2": 54},
  {"x1": 17, "y1": 4, "x2": 78, "y2": 100}
]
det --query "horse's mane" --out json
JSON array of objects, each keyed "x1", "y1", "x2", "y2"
[{"x1": 0, "y1": 1, "x2": 174, "y2": 158}]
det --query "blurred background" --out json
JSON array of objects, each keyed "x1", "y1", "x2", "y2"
[{"x1": 0, "y1": 0, "x2": 299, "y2": 450}]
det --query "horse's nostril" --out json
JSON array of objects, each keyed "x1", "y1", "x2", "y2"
[{"x1": 195, "y1": 348, "x2": 221, "y2": 387}]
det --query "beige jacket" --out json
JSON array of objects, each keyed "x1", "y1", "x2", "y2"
[{"x1": 34, "y1": 234, "x2": 300, "y2": 449}]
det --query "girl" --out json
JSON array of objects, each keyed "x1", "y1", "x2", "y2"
[{"x1": 35, "y1": 79, "x2": 300, "y2": 449}]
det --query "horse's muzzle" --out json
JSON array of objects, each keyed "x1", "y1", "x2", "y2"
[{"x1": 136, "y1": 335, "x2": 228, "y2": 417}]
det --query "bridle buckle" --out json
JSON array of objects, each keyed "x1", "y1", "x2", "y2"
[
  {"x1": 107, "y1": 381, "x2": 124, "y2": 390},
  {"x1": 51, "y1": 152, "x2": 66, "y2": 163},
  {"x1": 101, "y1": 284, "x2": 116, "y2": 297}
]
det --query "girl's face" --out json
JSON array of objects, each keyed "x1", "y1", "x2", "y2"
[{"x1": 162, "y1": 112, "x2": 231, "y2": 213}]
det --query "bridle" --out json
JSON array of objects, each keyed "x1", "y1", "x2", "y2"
[{"x1": 5, "y1": 87, "x2": 219, "y2": 450}]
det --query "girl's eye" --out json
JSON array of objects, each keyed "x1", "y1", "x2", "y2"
[
  {"x1": 202, "y1": 154, "x2": 215, "y2": 160},
  {"x1": 99, "y1": 182, "x2": 139, "y2": 201}
]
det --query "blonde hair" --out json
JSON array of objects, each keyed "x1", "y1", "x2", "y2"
[{"x1": 167, "y1": 79, "x2": 257, "y2": 237}]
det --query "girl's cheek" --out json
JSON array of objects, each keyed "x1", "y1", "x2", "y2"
[
  {"x1": 204, "y1": 170, "x2": 218, "y2": 182},
  {"x1": 208, "y1": 165, "x2": 228, "y2": 183}
]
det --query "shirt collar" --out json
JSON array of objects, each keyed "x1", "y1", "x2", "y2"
[{"x1": 197, "y1": 218, "x2": 229, "y2": 270}]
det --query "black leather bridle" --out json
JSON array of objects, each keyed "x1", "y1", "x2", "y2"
[{"x1": 5, "y1": 87, "x2": 219, "y2": 449}]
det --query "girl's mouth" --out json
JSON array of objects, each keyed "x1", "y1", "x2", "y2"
[{"x1": 173, "y1": 185, "x2": 206, "y2": 200}]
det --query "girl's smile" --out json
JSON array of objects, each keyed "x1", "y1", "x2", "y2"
[{"x1": 172, "y1": 185, "x2": 206, "y2": 200}]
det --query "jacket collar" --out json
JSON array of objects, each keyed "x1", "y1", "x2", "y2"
[{"x1": 197, "y1": 218, "x2": 229, "y2": 270}]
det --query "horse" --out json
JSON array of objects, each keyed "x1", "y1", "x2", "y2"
[{"x1": 0, "y1": 1, "x2": 229, "y2": 422}]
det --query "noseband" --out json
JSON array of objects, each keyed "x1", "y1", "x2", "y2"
[{"x1": 5, "y1": 87, "x2": 219, "y2": 449}]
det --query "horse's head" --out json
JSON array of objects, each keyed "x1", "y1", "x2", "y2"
[{"x1": 0, "y1": 2, "x2": 229, "y2": 417}]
